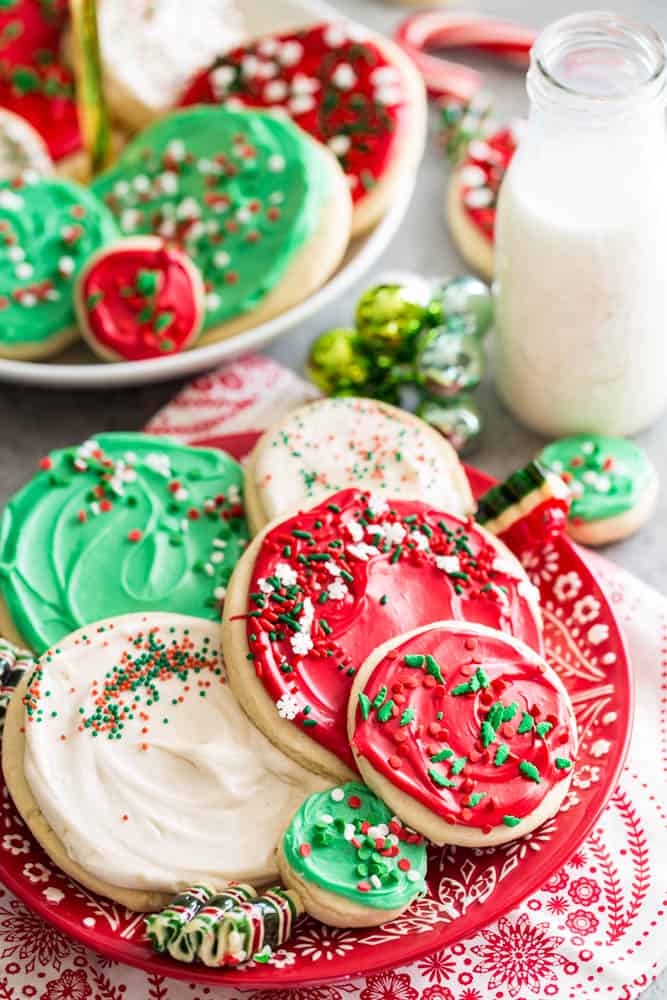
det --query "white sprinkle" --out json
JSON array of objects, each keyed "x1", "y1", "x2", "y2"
[
  {"x1": 327, "y1": 579, "x2": 348, "y2": 601},
  {"x1": 371, "y1": 66, "x2": 399, "y2": 86},
  {"x1": 324, "y1": 25, "x2": 347, "y2": 47},
  {"x1": 331, "y1": 788, "x2": 345, "y2": 802},
  {"x1": 343, "y1": 823, "x2": 355, "y2": 840},
  {"x1": 214, "y1": 586, "x2": 227, "y2": 600},
  {"x1": 602, "y1": 651, "x2": 617, "y2": 665},
  {"x1": 177, "y1": 197, "x2": 201, "y2": 220},
  {"x1": 367, "y1": 494, "x2": 389, "y2": 517},
  {"x1": 435, "y1": 555, "x2": 460, "y2": 574},
  {"x1": 347, "y1": 542, "x2": 380, "y2": 561},
  {"x1": 7, "y1": 246, "x2": 24, "y2": 262},
  {"x1": 464, "y1": 187, "x2": 494, "y2": 209},
  {"x1": 290, "y1": 631, "x2": 313, "y2": 656},
  {"x1": 370, "y1": 875, "x2": 382, "y2": 889},
  {"x1": 213, "y1": 538, "x2": 227, "y2": 549},
  {"x1": 264, "y1": 79, "x2": 288, "y2": 102},
  {"x1": 258, "y1": 38, "x2": 279, "y2": 56},
  {"x1": 166, "y1": 139, "x2": 186, "y2": 161},
  {"x1": 279, "y1": 40, "x2": 303, "y2": 66},
  {"x1": 89, "y1": 501, "x2": 100, "y2": 516},
  {"x1": 291, "y1": 73, "x2": 319, "y2": 95},
  {"x1": 374, "y1": 85, "x2": 402, "y2": 106},
  {"x1": 324, "y1": 560, "x2": 341, "y2": 577},
  {"x1": 133, "y1": 174, "x2": 151, "y2": 193},
  {"x1": 174, "y1": 487, "x2": 188, "y2": 502},
  {"x1": 581, "y1": 442, "x2": 595, "y2": 455},
  {"x1": 276, "y1": 692, "x2": 301, "y2": 720},
  {"x1": 328, "y1": 134, "x2": 351, "y2": 156},
  {"x1": 269, "y1": 191, "x2": 284, "y2": 205},
  {"x1": 406, "y1": 870, "x2": 421, "y2": 882},
  {"x1": 288, "y1": 94, "x2": 316, "y2": 115},
  {"x1": 344, "y1": 518, "x2": 364, "y2": 542},
  {"x1": 275, "y1": 562, "x2": 298, "y2": 588},
  {"x1": 268, "y1": 154, "x2": 285, "y2": 172},
  {"x1": 258, "y1": 578, "x2": 274, "y2": 595},
  {"x1": 58, "y1": 256, "x2": 75, "y2": 277},
  {"x1": 332, "y1": 63, "x2": 357, "y2": 90},
  {"x1": 459, "y1": 164, "x2": 487, "y2": 188},
  {"x1": 319, "y1": 813, "x2": 334, "y2": 824},
  {"x1": 121, "y1": 208, "x2": 142, "y2": 232},
  {"x1": 15, "y1": 262, "x2": 33, "y2": 279},
  {"x1": 211, "y1": 64, "x2": 236, "y2": 96},
  {"x1": 113, "y1": 180, "x2": 130, "y2": 197},
  {"x1": 211, "y1": 551, "x2": 224, "y2": 564},
  {"x1": 158, "y1": 171, "x2": 179, "y2": 195},
  {"x1": 0, "y1": 189, "x2": 23, "y2": 210},
  {"x1": 19, "y1": 292, "x2": 36, "y2": 307},
  {"x1": 206, "y1": 293, "x2": 221, "y2": 311},
  {"x1": 241, "y1": 54, "x2": 260, "y2": 78}
]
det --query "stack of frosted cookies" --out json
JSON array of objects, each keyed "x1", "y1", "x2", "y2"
[
  {"x1": 0, "y1": 399, "x2": 577, "y2": 968},
  {"x1": 0, "y1": 5, "x2": 428, "y2": 364}
]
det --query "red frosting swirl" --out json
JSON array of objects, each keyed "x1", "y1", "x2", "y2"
[
  {"x1": 180, "y1": 23, "x2": 406, "y2": 206},
  {"x1": 245, "y1": 488, "x2": 543, "y2": 771},
  {"x1": 0, "y1": 0, "x2": 80, "y2": 161},
  {"x1": 351, "y1": 622, "x2": 576, "y2": 830},
  {"x1": 79, "y1": 241, "x2": 203, "y2": 361}
]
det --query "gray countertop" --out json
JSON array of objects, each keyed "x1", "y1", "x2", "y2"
[{"x1": 0, "y1": 0, "x2": 664, "y2": 994}]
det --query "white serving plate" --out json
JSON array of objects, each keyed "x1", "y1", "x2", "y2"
[{"x1": 0, "y1": 0, "x2": 416, "y2": 389}]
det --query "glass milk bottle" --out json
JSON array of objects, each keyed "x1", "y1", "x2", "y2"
[{"x1": 495, "y1": 12, "x2": 667, "y2": 436}]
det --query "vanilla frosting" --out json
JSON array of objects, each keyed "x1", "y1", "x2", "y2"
[
  {"x1": 23, "y1": 614, "x2": 327, "y2": 893},
  {"x1": 252, "y1": 397, "x2": 474, "y2": 523}
]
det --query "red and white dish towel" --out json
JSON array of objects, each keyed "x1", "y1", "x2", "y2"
[{"x1": 0, "y1": 354, "x2": 665, "y2": 1000}]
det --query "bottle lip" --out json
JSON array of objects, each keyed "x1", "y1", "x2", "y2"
[{"x1": 530, "y1": 10, "x2": 667, "y2": 110}]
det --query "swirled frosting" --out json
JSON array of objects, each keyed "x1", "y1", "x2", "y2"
[
  {"x1": 351, "y1": 622, "x2": 577, "y2": 831},
  {"x1": 0, "y1": 433, "x2": 248, "y2": 653},
  {"x1": 23, "y1": 614, "x2": 328, "y2": 891}
]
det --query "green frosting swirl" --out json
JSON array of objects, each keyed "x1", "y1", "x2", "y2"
[
  {"x1": 91, "y1": 106, "x2": 329, "y2": 331},
  {"x1": 0, "y1": 433, "x2": 248, "y2": 654},
  {"x1": 0, "y1": 176, "x2": 118, "y2": 348},
  {"x1": 539, "y1": 434, "x2": 654, "y2": 522},
  {"x1": 282, "y1": 782, "x2": 427, "y2": 911}
]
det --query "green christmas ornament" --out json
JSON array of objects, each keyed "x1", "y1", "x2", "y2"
[
  {"x1": 417, "y1": 394, "x2": 483, "y2": 455},
  {"x1": 427, "y1": 276, "x2": 494, "y2": 339},
  {"x1": 415, "y1": 327, "x2": 485, "y2": 397},
  {"x1": 355, "y1": 283, "x2": 428, "y2": 358},
  {"x1": 306, "y1": 328, "x2": 371, "y2": 396}
]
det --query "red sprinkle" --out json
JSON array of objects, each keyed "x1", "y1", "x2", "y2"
[
  {"x1": 100, "y1": 499, "x2": 112, "y2": 513},
  {"x1": 348, "y1": 795, "x2": 361, "y2": 809},
  {"x1": 298, "y1": 843, "x2": 311, "y2": 858},
  {"x1": 357, "y1": 881, "x2": 371, "y2": 892},
  {"x1": 39, "y1": 457, "x2": 52, "y2": 470},
  {"x1": 128, "y1": 529, "x2": 143, "y2": 543},
  {"x1": 398, "y1": 858, "x2": 411, "y2": 871},
  {"x1": 388, "y1": 755, "x2": 403, "y2": 770}
]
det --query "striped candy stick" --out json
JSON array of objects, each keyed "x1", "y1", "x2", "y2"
[
  {"x1": 394, "y1": 11, "x2": 537, "y2": 98},
  {"x1": 144, "y1": 884, "x2": 214, "y2": 953},
  {"x1": 167, "y1": 884, "x2": 257, "y2": 963},
  {"x1": 0, "y1": 638, "x2": 35, "y2": 738}
]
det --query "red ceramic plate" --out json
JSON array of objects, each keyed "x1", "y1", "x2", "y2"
[{"x1": 0, "y1": 435, "x2": 633, "y2": 988}]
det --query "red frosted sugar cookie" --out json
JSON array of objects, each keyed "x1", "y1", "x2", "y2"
[
  {"x1": 0, "y1": 0, "x2": 80, "y2": 163},
  {"x1": 179, "y1": 22, "x2": 427, "y2": 235},
  {"x1": 74, "y1": 237, "x2": 206, "y2": 362},
  {"x1": 349, "y1": 621, "x2": 577, "y2": 846},
  {"x1": 222, "y1": 488, "x2": 543, "y2": 782},
  {"x1": 446, "y1": 126, "x2": 517, "y2": 280}
]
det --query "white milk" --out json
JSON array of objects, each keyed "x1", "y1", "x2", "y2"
[{"x1": 495, "y1": 12, "x2": 667, "y2": 436}]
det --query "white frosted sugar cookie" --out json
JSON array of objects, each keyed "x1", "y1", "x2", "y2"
[{"x1": 243, "y1": 397, "x2": 475, "y2": 534}]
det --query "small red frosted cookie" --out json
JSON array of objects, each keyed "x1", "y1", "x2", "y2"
[
  {"x1": 179, "y1": 22, "x2": 427, "y2": 235},
  {"x1": 222, "y1": 488, "x2": 543, "y2": 783},
  {"x1": 349, "y1": 621, "x2": 577, "y2": 846},
  {"x1": 75, "y1": 237, "x2": 205, "y2": 362},
  {"x1": 446, "y1": 127, "x2": 517, "y2": 280}
]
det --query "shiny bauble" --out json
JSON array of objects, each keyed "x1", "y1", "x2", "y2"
[
  {"x1": 355, "y1": 283, "x2": 428, "y2": 358},
  {"x1": 427, "y1": 275, "x2": 494, "y2": 339},
  {"x1": 417, "y1": 394, "x2": 483, "y2": 455},
  {"x1": 415, "y1": 326, "x2": 485, "y2": 397},
  {"x1": 306, "y1": 328, "x2": 371, "y2": 396}
]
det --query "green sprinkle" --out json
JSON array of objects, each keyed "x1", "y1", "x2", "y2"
[
  {"x1": 519, "y1": 760, "x2": 541, "y2": 783},
  {"x1": 480, "y1": 721, "x2": 497, "y2": 748},
  {"x1": 475, "y1": 667, "x2": 491, "y2": 688},
  {"x1": 292, "y1": 529, "x2": 313, "y2": 540},
  {"x1": 426, "y1": 655, "x2": 444, "y2": 684},
  {"x1": 341, "y1": 570, "x2": 354, "y2": 583},
  {"x1": 503, "y1": 815, "x2": 521, "y2": 828},
  {"x1": 320, "y1": 619, "x2": 332, "y2": 635},
  {"x1": 377, "y1": 699, "x2": 395, "y2": 723},
  {"x1": 390, "y1": 545, "x2": 403, "y2": 564},
  {"x1": 399, "y1": 707, "x2": 415, "y2": 727},
  {"x1": 404, "y1": 654, "x2": 425, "y2": 668},
  {"x1": 302, "y1": 718, "x2": 318, "y2": 727},
  {"x1": 136, "y1": 268, "x2": 159, "y2": 295},
  {"x1": 502, "y1": 702, "x2": 519, "y2": 722},
  {"x1": 154, "y1": 311, "x2": 174, "y2": 333},
  {"x1": 430, "y1": 747, "x2": 454, "y2": 762},
  {"x1": 451, "y1": 682, "x2": 471, "y2": 696},
  {"x1": 327, "y1": 503, "x2": 341, "y2": 513},
  {"x1": 536, "y1": 721, "x2": 553, "y2": 739},
  {"x1": 372, "y1": 685, "x2": 388, "y2": 709},
  {"x1": 467, "y1": 792, "x2": 486, "y2": 807},
  {"x1": 486, "y1": 702, "x2": 504, "y2": 731},
  {"x1": 282, "y1": 545, "x2": 291, "y2": 557},
  {"x1": 86, "y1": 291, "x2": 104, "y2": 309},
  {"x1": 358, "y1": 693, "x2": 371, "y2": 720},
  {"x1": 428, "y1": 768, "x2": 457, "y2": 788},
  {"x1": 494, "y1": 744, "x2": 510, "y2": 766},
  {"x1": 450, "y1": 756, "x2": 467, "y2": 775},
  {"x1": 380, "y1": 594, "x2": 387, "y2": 605},
  {"x1": 318, "y1": 591, "x2": 329, "y2": 605},
  {"x1": 517, "y1": 711, "x2": 534, "y2": 734},
  {"x1": 555, "y1": 757, "x2": 572, "y2": 769}
]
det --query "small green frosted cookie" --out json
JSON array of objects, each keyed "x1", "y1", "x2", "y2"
[
  {"x1": 538, "y1": 435, "x2": 658, "y2": 546},
  {"x1": 0, "y1": 433, "x2": 248, "y2": 653},
  {"x1": 92, "y1": 106, "x2": 351, "y2": 345},
  {"x1": 277, "y1": 781, "x2": 427, "y2": 928},
  {"x1": 0, "y1": 175, "x2": 118, "y2": 359}
]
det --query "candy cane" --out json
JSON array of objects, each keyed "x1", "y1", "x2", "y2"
[{"x1": 394, "y1": 12, "x2": 537, "y2": 98}]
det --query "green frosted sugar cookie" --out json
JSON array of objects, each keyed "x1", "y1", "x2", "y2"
[
  {"x1": 0, "y1": 433, "x2": 248, "y2": 653},
  {"x1": 91, "y1": 106, "x2": 330, "y2": 331},
  {"x1": 0, "y1": 176, "x2": 118, "y2": 354},
  {"x1": 539, "y1": 434, "x2": 654, "y2": 523},
  {"x1": 282, "y1": 781, "x2": 427, "y2": 911}
]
